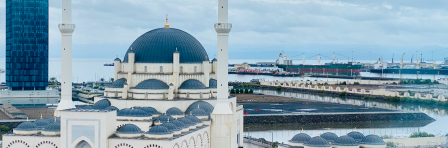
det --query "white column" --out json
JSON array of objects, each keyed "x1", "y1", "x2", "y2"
[{"x1": 56, "y1": 0, "x2": 76, "y2": 114}]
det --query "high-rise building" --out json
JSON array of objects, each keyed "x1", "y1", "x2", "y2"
[{"x1": 5, "y1": 0, "x2": 49, "y2": 90}]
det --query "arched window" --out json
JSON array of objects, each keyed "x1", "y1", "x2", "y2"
[
  {"x1": 160, "y1": 66, "x2": 163, "y2": 73},
  {"x1": 144, "y1": 66, "x2": 147, "y2": 72},
  {"x1": 180, "y1": 66, "x2": 183, "y2": 74},
  {"x1": 194, "y1": 66, "x2": 197, "y2": 73}
]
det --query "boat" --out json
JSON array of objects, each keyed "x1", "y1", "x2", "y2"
[{"x1": 276, "y1": 52, "x2": 362, "y2": 73}]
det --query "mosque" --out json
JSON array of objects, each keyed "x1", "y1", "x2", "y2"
[{"x1": 2, "y1": 0, "x2": 243, "y2": 147}]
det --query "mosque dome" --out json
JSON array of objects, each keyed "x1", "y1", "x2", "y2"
[
  {"x1": 134, "y1": 79, "x2": 169, "y2": 89},
  {"x1": 171, "y1": 120, "x2": 188, "y2": 129},
  {"x1": 117, "y1": 108, "x2": 151, "y2": 117},
  {"x1": 178, "y1": 118, "x2": 195, "y2": 126},
  {"x1": 186, "y1": 115, "x2": 202, "y2": 123},
  {"x1": 179, "y1": 79, "x2": 206, "y2": 89},
  {"x1": 105, "y1": 106, "x2": 119, "y2": 111},
  {"x1": 166, "y1": 107, "x2": 183, "y2": 116},
  {"x1": 117, "y1": 124, "x2": 144, "y2": 134},
  {"x1": 290, "y1": 133, "x2": 311, "y2": 143},
  {"x1": 360, "y1": 135, "x2": 386, "y2": 145},
  {"x1": 46, "y1": 117, "x2": 60, "y2": 123},
  {"x1": 209, "y1": 79, "x2": 217, "y2": 88},
  {"x1": 333, "y1": 135, "x2": 359, "y2": 146},
  {"x1": 108, "y1": 78, "x2": 127, "y2": 88},
  {"x1": 321, "y1": 132, "x2": 338, "y2": 142},
  {"x1": 347, "y1": 131, "x2": 365, "y2": 142},
  {"x1": 190, "y1": 108, "x2": 208, "y2": 116},
  {"x1": 34, "y1": 119, "x2": 50, "y2": 128},
  {"x1": 186, "y1": 101, "x2": 214, "y2": 114},
  {"x1": 43, "y1": 122, "x2": 61, "y2": 132},
  {"x1": 15, "y1": 122, "x2": 38, "y2": 131},
  {"x1": 83, "y1": 106, "x2": 94, "y2": 109},
  {"x1": 304, "y1": 136, "x2": 331, "y2": 147},
  {"x1": 156, "y1": 114, "x2": 175, "y2": 123},
  {"x1": 161, "y1": 122, "x2": 181, "y2": 132},
  {"x1": 146, "y1": 125, "x2": 172, "y2": 135},
  {"x1": 93, "y1": 99, "x2": 111, "y2": 109},
  {"x1": 123, "y1": 28, "x2": 209, "y2": 63},
  {"x1": 133, "y1": 106, "x2": 159, "y2": 114}
]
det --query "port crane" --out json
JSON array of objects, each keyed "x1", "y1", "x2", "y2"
[{"x1": 400, "y1": 53, "x2": 405, "y2": 69}]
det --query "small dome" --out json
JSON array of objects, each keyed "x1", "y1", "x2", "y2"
[
  {"x1": 161, "y1": 122, "x2": 181, "y2": 132},
  {"x1": 186, "y1": 116, "x2": 202, "y2": 123},
  {"x1": 209, "y1": 79, "x2": 217, "y2": 88},
  {"x1": 190, "y1": 108, "x2": 208, "y2": 116},
  {"x1": 117, "y1": 108, "x2": 151, "y2": 117},
  {"x1": 321, "y1": 132, "x2": 338, "y2": 142},
  {"x1": 290, "y1": 133, "x2": 311, "y2": 143},
  {"x1": 133, "y1": 106, "x2": 159, "y2": 114},
  {"x1": 43, "y1": 122, "x2": 61, "y2": 132},
  {"x1": 83, "y1": 106, "x2": 94, "y2": 109},
  {"x1": 108, "y1": 78, "x2": 127, "y2": 88},
  {"x1": 105, "y1": 106, "x2": 119, "y2": 111},
  {"x1": 179, "y1": 79, "x2": 206, "y2": 89},
  {"x1": 93, "y1": 99, "x2": 111, "y2": 109},
  {"x1": 146, "y1": 125, "x2": 173, "y2": 135},
  {"x1": 171, "y1": 120, "x2": 188, "y2": 129},
  {"x1": 178, "y1": 118, "x2": 195, "y2": 126},
  {"x1": 212, "y1": 58, "x2": 217, "y2": 61},
  {"x1": 347, "y1": 131, "x2": 365, "y2": 142},
  {"x1": 117, "y1": 124, "x2": 144, "y2": 134},
  {"x1": 46, "y1": 117, "x2": 60, "y2": 123},
  {"x1": 15, "y1": 122, "x2": 38, "y2": 131},
  {"x1": 114, "y1": 57, "x2": 121, "y2": 61},
  {"x1": 134, "y1": 79, "x2": 169, "y2": 89},
  {"x1": 304, "y1": 136, "x2": 331, "y2": 147},
  {"x1": 360, "y1": 135, "x2": 386, "y2": 145},
  {"x1": 186, "y1": 101, "x2": 214, "y2": 114},
  {"x1": 333, "y1": 135, "x2": 359, "y2": 146},
  {"x1": 34, "y1": 119, "x2": 50, "y2": 128},
  {"x1": 156, "y1": 114, "x2": 175, "y2": 123},
  {"x1": 166, "y1": 107, "x2": 183, "y2": 116}
]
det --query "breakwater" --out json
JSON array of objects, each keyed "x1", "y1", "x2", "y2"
[{"x1": 243, "y1": 112, "x2": 434, "y2": 124}]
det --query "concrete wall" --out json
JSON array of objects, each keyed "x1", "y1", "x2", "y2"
[{"x1": 384, "y1": 136, "x2": 447, "y2": 147}]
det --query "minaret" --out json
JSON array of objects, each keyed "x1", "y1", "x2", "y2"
[
  {"x1": 211, "y1": 0, "x2": 235, "y2": 147},
  {"x1": 56, "y1": 0, "x2": 76, "y2": 114}
]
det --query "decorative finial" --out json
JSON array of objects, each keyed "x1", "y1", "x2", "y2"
[
  {"x1": 354, "y1": 127, "x2": 357, "y2": 131},
  {"x1": 116, "y1": 55, "x2": 118, "y2": 58},
  {"x1": 141, "y1": 104, "x2": 143, "y2": 107},
  {"x1": 301, "y1": 128, "x2": 304, "y2": 133},
  {"x1": 176, "y1": 47, "x2": 178, "y2": 51},
  {"x1": 41, "y1": 114, "x2": 43, "y2": 119},
  {"x1": 164, "y1": 14, "x2": 170, "y2": 28},
  {"x1": 198, "y1": 104, "x2": 200, "y2": 109},
  {"x1": 54, "y1": 117, "x2": 57, "y2": 123},
  {"x1": 328, "y1": 128, "x2": 330, "y2": 132},
  {"x1": 131, "y1": 47, "x2": 133, "y2": 50},
  {"x1": 345, "y1": 131, "x2": 347, "y2": 135},
  {"x1": 128, "y1": 119, "x2": 131, "y2": 124},
  {"x1": 132, "y1": 106, "x2": 134, "y2": 109},
  {"x1": 159, "y1": 120, "x2": 161, "y2": 124},
  {"x1": 175, "y1": 116, "x2": 178, "y2": 120},
  {"x1": 168, "y1": 118, "x2": 170, "y2": 122},
  {"x1": 372, "y1": 131, "x2": 374, "y2": 135},
  {"x1": 317, "y1": 132, "x2": 320, "y2": 136},
  {"x1": 27, "y1": 117, "x2": 29, "y2": 121},
  {"x1": 190, "y1": 111, "x2": 192, "y2": 116}
]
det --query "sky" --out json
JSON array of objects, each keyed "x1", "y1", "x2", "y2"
[{"x1": 0, "y1": 0, "x2": 448, "y2": 63}]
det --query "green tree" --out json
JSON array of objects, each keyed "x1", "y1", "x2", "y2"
[
  {"x1": 230, "y1": 89, "x2": 235, "y2": 94},
  {"x1": 239, "y1": 89, "x2": 244, "y2": 93},
  {"x1": 260, "y1": 138, "x2": 267, "y2": 144},
  {"x1": 1, "y1": 125, "x2": 9, "y2": 131},
  {"x1": 244, "y1": 88, "x2": 249, "y2": 93},
  {"x1": 110, "y1": 78, "x2": 114, "y2": 82},
  {"x1": 272, "y1": 141, "x2": 279, "y2": 148},
  {"x1": 100, "y1": 78, "x2": 105, "y2": 82},
  {"x1": 249, "y1": 89, "x2": 254, "y2": 93}
]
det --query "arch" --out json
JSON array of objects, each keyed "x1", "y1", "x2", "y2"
[
  {"x1": 180, "y1": 66, "x2": 183, "y2": 74},
  {"x1": 72, "y1": 137, "x2": 94, "y2": 148},
  {"x1": 6, "y1": 140, "x2": 30, "y2": 148},
  {"x1": 196, "y1": 133, "x2": 203, "y2": 147},
  {"x1": 114, "y1": 143, "x2": 134, "y2": 148},
  {"x1": 144, "y1": 144, "x2": 163, "y2": 148},
  {"x1": 145, "y1": 66, "x2": 147, "y2": 72},
  {"x1": 160, "y1": 66, "x2": 163, "y2": 73},
  {"x1": 36, "y1": 141, "x2": 58, "y2": 148},
  {"x1": 181, "y1": 140, "x2": 188, "y2": 148},
  {"x1": 203, "y1": 131, "x2": 209, "y2": 146},
  {"x1": 194, "y1": 66, "x2": 197, "y2": 72},
  {"x1": 189, "y1": 136, "x2": 196, "y2": 148},
  {"x1": 75, "y1": 140, "x2": 92, "y2": 148},
  {"x1": 173, "y1": 143, "x2": 180, "y2": 148}
]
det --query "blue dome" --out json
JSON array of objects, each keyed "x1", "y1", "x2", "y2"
[
  {"x1": 209, "y1": 79, "x2": 217, "y2": 88},
  {"x1": 179, "y1": 79, "x2": 206, "y2": 89},
  {"x1": 146, "y1": 125, "x2": 173, "y2": 135},
  {"x1": 347, "y1": 131, "x2": 365, "y2": 142},
  {"x1": 186, "y1": 115, "x2": 202, "y2": 123},
  {"x1": 45, "y1": 117, "x2": 60, "y2": 123},
  {"x1": 34, "y1": 119, "x2": 50, "y2": 128},
  {"x1": 83, "y1": 105, "x2": 94, "y2": 109},
  {"x1": 304, "y1": 136, "x2": 331, "y2": 147},
  {"x1": 117, "y1": 124, "x2": 144, "y2": 134},
  {"x1": 123, "y1": 28, "x2": 209, "y2": 63},
  {"x1": 105, "y1": 106, "x2": 119, "y2": 111},
  {"x1": 321, "y1": 132, "x2": 338, "y2": 142},
  {"x1": 117, "y1": 108, "x2": 151, "y2": 117},
  {"x1": 156, "y1": 114, "x2": 175, "y2": 123},
  {"x1": 134, "y1": 79, "x2": 169, "y2": 89},
  {"x1": 161, "y1": 122, "x2": 181, "y2": 132},
  {"x1": 171, "y1": 120, "x2": 188, "y2": 129},
  {"x1": 43, "y1": 122, "x2": 61, "y2": 132},
  {"x1": 178, "y1": 118, "x2": 195, "y2": 126},
  {"x1": 15, "y1": 122, "x2": 38, "y2": 131},
  {"x1": 186, "y1": 101, "x2": 214, "y2": 114},
  {"x1": 108, "y1": 78, "x2": 127, "y2": 88},
  {"x1": 133, "y1": 106, "x2": 159, "y2": 114},
  {"x1": 166, "y1": 107, "x2": 183, "y2": 116},
  {"x1": 114, "y1": 57, "x2": 121, "y2": 61},
  {"x1": 290, "y1": 133, "x2": 311, "y2": 143},
  {"x1": 190, "y1": 108, "x2": 209, "y2": 116},
  {"x1": 93, "y1": 99, "x2": 111, "y2": 109},
  {"x1": 360, "y1": 135, "x2": 386, "y2": 145},
  {"x1": 333, "y1": 135, "x2": 359, "y2": 146}
]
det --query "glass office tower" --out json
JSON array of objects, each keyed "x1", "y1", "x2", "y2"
[{"x1": 5, "y1": 0, "x2": 49, "y2": 90}]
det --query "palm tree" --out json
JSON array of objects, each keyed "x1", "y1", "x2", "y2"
[{"x1": 110, "y1": 78, "x2": 114, "y2": 82}]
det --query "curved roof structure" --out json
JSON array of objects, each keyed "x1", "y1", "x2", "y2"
[
  {"x1": 185, "y1": 101, "x2": 214, "y2": 114},
  {"x1": 46, "y1": 117, "x2": 60, "y2": 123},
  {"x1": 333, "y1": 135, "x2": 359, "y2": 146},
  {"x1": 360, "y1": 135, "x2": 386, "y2": 145},
  {"x1": 209, "y1": 79, "x2": 217, "y2": 88},
  {"x1": 179, "y1": 79, "x2": 206, "y2": 89},
  {"x1": 15, "y1": 122, "x2": 38, "y2": 131},
  {"x1": 166, "y1": 107, "x2": 183, "y2": 116},
  {"x1": 108, "y1": 78, "x2": 127, "y2": 88},
  {"x1": 117, "y1": 108, "x2": 151, "y2": 117},
  {"x1": 171, "y1": 120, "x2": 188, "y2": 129},
  {"x1": 156, "y1": 114, "x2": 175, "y2": 123},
  {"x1": 347, "y1": 131, "x2": 365, "y2": 142},
  {"x1": 321, "y1": 132, "x2": 338, "y2": 142},
  {"x1": 304, "y1": 136, "x2": 331, "y2": 147},
  {"x1": 161, "y1": 122, "x2": 181, "y2": 132},
  {"x1": 104, "y1": 106, "x2": 119, "y2": 111},
  {"x1": 43, "y1": 122, "x2": 61, "y2": 132},
  {"x1": 123, "y1": 28, "x2": 209, "y2": 63},
  {"x1": 134, "y1": 79, "x2": 169, "y2": 89},
  {"x1": 34, "y1": 119, "x2": 50, "y2": 128},
  {"x1": 290, "y1": 133, "x2": 311, "y2": 143},
  {"x1": 186, "y1": 115, "x2": 202, "y2": 123},
  {"x1": 133, "y1": 106, "x2": 159, "y2": 114},
  {"x1": 178, "y1": 118, "x2": 196, "y2": 126},
  {"x1": 82, "y1": 106, "x2": 94, "y2": 109},
  {"x1": 190, "y1": 108, "x2": 209, "y2": 116},
  {"x1": 93, "y1": 99, "x2": 111, "y2": 109},
  {"x1": 146, "y1": 125, "x2": 173, "y2": 135},
  {"x1": 117, "y1": 124, "x2": 144, "y2": 134}
]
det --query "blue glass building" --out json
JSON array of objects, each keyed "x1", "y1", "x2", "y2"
[{"x1": 5, "y1": 0, "x2": 49, "y2": 90}]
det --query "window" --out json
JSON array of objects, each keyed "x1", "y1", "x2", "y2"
[{"x1": 160, "y1": 66, "x2": 163, "y2": 73}]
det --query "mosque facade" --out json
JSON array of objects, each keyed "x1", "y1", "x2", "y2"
[{"x1": 2, "y1": 0, "x2": 244, "y2": 147}]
